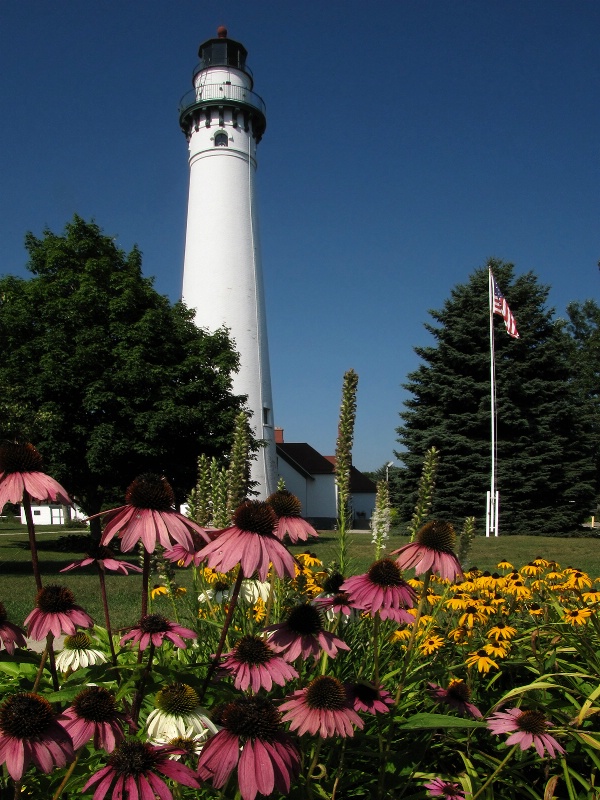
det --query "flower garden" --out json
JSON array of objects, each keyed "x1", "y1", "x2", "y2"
[{"x1": 1, "y1": 441, "x2": 600, "y2": 799}]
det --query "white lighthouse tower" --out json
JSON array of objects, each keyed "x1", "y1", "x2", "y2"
[{"x1": 179, "y1": 27, "x2": 277, "y2": 498}]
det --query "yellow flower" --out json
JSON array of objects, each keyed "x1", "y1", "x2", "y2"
[
  {"x1": 477, "y1": 600, "x2": 497, "y2": 616},
  {"x1": 487, "y1": 622, "x2": 516, "y2": 640},
  {"x1": 465, "y1": 649, "x2": 498, "y2": 672},
  {"x1": 458, "y1": 605, "x2": 487, "y2": 629},
  {"x1": 202, "y1": 566, "x2": 231, "y2": 584},
  {"x1": 448, "y1": 626, "x2": 472, "y2": 645},
  {"x1": 174, "y1": 587, "x2": 187, "y2": 597},
  {"x1": 445, "y1": 594, "x2": 470, "y2": 611},
  {"x1": 296, "y1": 552, "x2": 322, "y2": 568},
  {"x1": 497, "y1": 559, "x2": 514, "y2": 571},
  {"x1": 151, "y1": 585, "x2": 168, "y2": 599},
  {"x1": 420, "y1": 634, "x2": 445, "y2": 655},
  {"x1": 546, "y1": 570, "x2": 564, "y2": 583},
  {"x1": 504, "y1": 580, "x2": 531, "y2": 600},
  {"x1": 527, "y1": 603, "x2": 544, "y2": 616},
  {"x1": 562, "y1": 570, "x2": 592, "y2": 590},
  {"x1": 391, "y1": 627, "x2": 412, "y2": 643},
  {"x1": 407, "y1": 578, "x2": 423, "y2": 591},
  {"x1": 520, "y1": 562, "x2": 542, "y2": 577},
  {"x1": 532, "y1": 557, "x2": 550, "y2": 568},
  {"x1": 251, "y1": 597, "x2": 267, "y2": 623},
  {"x1": 563, "y1": 607, "x2": 592, "y2": 626},
  {"x1": 582, "y1": 590, "x2": 600, "y2": 605},
  {"x1": 484, "y1": 639, "x2": 509, "y2": 658}
]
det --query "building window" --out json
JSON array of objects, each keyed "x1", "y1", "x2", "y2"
[
  {"x1": 33, "y1": 510, "x2": 41, "y2": 516},
  {"x1": 214, "y1": 131, "x2": 228, "y2": 147},
  {"x1": 263, "y1": 407, "x2": 271, "y2": 425}
]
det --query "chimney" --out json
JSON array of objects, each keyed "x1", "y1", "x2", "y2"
[{"x1": 274, "y1": 427, "x2": 284, "y2": 444}]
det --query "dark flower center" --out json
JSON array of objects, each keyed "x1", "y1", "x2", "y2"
[
  {"x1": 516, "y1": 710, "x2": 547, "y2": 735},
  {"x1": 109, "y1": 740, "x2": 159, "y2": 776},
  {"x1": 0, "y1": 693, "x2": 54, "y2": 738},
  {"x1": 286, "y1": 603, "x2": 323, "y2": 635},
  {"x1": 139, "y1": 614, "x2": 170, "y2": 634},
  {"x1": 464, "y1": 605, "x2": 478, "y2": 614},
  {"x1": 530, "y1": 603, "x2": 542, "y2": 611},
  {"x1": 64, "y1": 632, "x2": 92, "y2": 651},
  {"x1": 155, "y1": 683, "x2": 199, "y2": 715},
  {"x1": 482, "y1": 571, "x2": 491, "y2": 578},
  {"x1": 352, "y1": 682, "x2": 379, "y2": 705},
  {"x1": 233, "y1": 500, "x2": 277, "y2": 536},
  {"x1": 73, "y1": 687, "x2": 118, "y2": 722},
  {"x1": 323, "y1": 572, "x2": 345, "y2": 594},
  {"x1": 446, "y1": 680, "x2": 470, "y2": 703},
  {"x1": 220, "y1": 696, "x2": 282, "y2": 743},
  {"x1": 0, "y1": 441, "x2": 43, "y2": 474},
  {"x1": 416, "y1": 521, "x2": 456, "y2": 552},
  {"x1": 125, "y1": 474, "x2": 175, "y2": 511},
  {"x1": 266, "y1": 489, "x2": 302, "y2": 518},
  {"x1": 492, "y1": 572, "x2": 500, "y2": 579},
  {"x1": 234, "y1": 635, "x2": 273, "y2": 665},
  {"x1": 495, "y1": 622, "x2": 506, "y2": 630},
  {"x1": 213, "y1": 581, "x2": 230, "y2": 593},
  {"x1": 36, "y1": 585, "x2": 76, "y2": 613},
  {"x1": 367, "y1": 559, "x2": 402, "y2": 587},
  {"x1": 305, "y1": 676, "x2": 347, "y2": 711},
  {"x1": 78, "y1": 536, "x2": 116, "y2": 561},
  {"x1": 476, "y1": 650, "x2": 487, "y2": 657},
  {"x1": 0, "y1": 602, "x2": 6, "y2": 623}
]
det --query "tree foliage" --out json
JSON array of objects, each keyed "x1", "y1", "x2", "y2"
[
  {"x1": 0, "y1": 216, "x2": 245, "y2": 519},
  {"x1": 395, "y1": 261, "x2": 595, "y2": 535}
]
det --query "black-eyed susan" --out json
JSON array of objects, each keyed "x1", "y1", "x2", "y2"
[
  {"x1": 151, "y1": 586, "x2": 169, "y2": 600},
  {"x1": 477, "y1": 599, "x2": 497, "y2": 616},
  {"x1": 483, "y1": 639, "x2": 509, "y2": 658},
  {"x1": 445, "y1": 594, "x2": 470, "y2": 611},
  {"x1": 497, "y1": 559, "x2": 513, "y2": 571},
  {"x1": 582, "y1": 590, "x2": 600, "y2": 605},
  {"x1": 532, "y1": 557, "x2": 550, "y2": 568},
  {"x1": 448, "y1": 626, "x2": 472, "y2": 645},
  {"x1": 465, "y1": 649, "x2": 498, "y2": 673},
  {"x1": 527, "y1": 603, "x2": 544, "y2": 616},
  {"x1": 563, "y1": 570, "x2": 592, "y2": 590},
  {"x1": 390, "y1": 627, "x2": 412, "y2": 644},
  {"x1": 487, "y1": 622, "x2": 516, "y2": 640},
  {"x1": 296, "y1": 552, "x2": 322, "y2": 569},
  {"x1": 563, "y1": 607, "x2": 592, "y2": 626},
  {"x1": 504, "y1": 580, "x2": 531, "y2": 600},
  {"x1": 520, "y1": 562, "x2": 542, "y2": 577},
  {"x1": 419, "y1": 634, "x2": 445, "y2": 655},
  {"x1": 458, "y1": 605, "x2": 487, "y2": 629}
]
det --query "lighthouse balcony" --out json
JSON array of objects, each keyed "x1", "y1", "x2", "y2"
[{"x1": 179, "y1": 84, "x2": 266, "y2": 117}]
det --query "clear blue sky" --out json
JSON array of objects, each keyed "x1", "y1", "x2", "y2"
[{"x1": 1, "y1": 1, "x2": 598, "y2": 471}]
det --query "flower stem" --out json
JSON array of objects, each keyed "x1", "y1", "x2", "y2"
[
  {"x1": 198, "y1": 569, "x2": 244, "y2": 703},
  {"x1": 97, "y1": 566, "x2": 118, "y2": 667},
  {"x1": 22, "y1": 491, "x2": 42, "y2": 592},
  {"x1": 141, "y1": 549, "x2": 151, "y2": 618},
  {"x1": 131, "y1": 642, "x2": 155, "y2": 724},
  {"x1": 395, "y1": 571, "x2": 431, "y2": 704},
  {"x1": 32, "y1": 646, "x2": 49, "y2": 693},
  {"x1": 469, "y1": 744, "x2": 517, "y2": 800},
  {"x1": 51, "y1": 751, "x2": 81, "y2": 800}
]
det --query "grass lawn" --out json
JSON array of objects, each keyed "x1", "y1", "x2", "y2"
[{"x1": 1, "y1": 523, "x2": 598, "y2": 629}]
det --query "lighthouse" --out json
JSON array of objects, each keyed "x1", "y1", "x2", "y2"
[{"x1": 179, "y1": 27, "x2": 277, "y2": 498}]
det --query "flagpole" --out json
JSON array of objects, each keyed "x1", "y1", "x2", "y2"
[{"x1": 488, "y1": 268, "x2": 498, "y2": 537}]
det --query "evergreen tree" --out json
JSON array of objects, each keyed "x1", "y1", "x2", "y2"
[
  {"x1": 0, "y1": 216, "x2": 245, "y2": 525},
  {"x1": 395, "y1": 262, "x2": 595, "y2": 535}
]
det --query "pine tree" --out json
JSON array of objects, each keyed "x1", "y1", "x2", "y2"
[{"x1": 395, "y1": 262, "x2": 595, "y2": 535}]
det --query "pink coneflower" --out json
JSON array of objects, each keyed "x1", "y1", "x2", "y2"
[
  {"x1": 24, "y1": 584, "x2": 94, "y2": 640},
  {"x1": 92, "y1": 473, "x2": 209, "y2": 553},
  {"x1": 58, "y1": 686, "x2": 129, "y2": 752},
  {"x1": 264, "y1": 603, "x2": 351, "y2": 662},
  {"x1": 120, "y1": 614, "x2": 197, "y2": 651},
  {"x1": 60, "y1": 536, "x2": 142, "y2": 574},
  {"x1": 392, "y1": 521, "x2": 463, "y2": 581},
  {"x1": 280, "y1": 675, "x2": 364, "y2": 737},
  {"x1": 0, "y1": 601, "x2": 26, "y2": 654},
  {"x1": 82, "y1": 739, "x2": 199, "y2": 799},
  {"x1": 487, "y1": 708, "x2": 564, "y2": 758},
  {"x1": 428, "y1": 680, "x2": 483, "y2": 719},
  {"x1": 313, "y1": 591, "x2": 355, "y2": 617},
  {"x1": 163, "y1": 530, "x2": 213, "y2": 568},
  {"x1": 0, "y1": 692, "x2": 74, "y2": 780},
  {"x1": 0, "y1": 441, "x2": 71, "y2": 507},
  {"x1": 266, "y1": 489, "x2": 319, "y2": 542},
  {"x1": 220, "y1": 635, "x2": 299, "y2": 692},
  {"x1": 425, "y1": 778, "x2": 466, "y2": 799},
  {"x1": 348, "y1": 681, "x2": 394, "y2": 715},
  {"x1": 341, "y1": 559, "x2": 416, "y2": 623},
  {"x1": 197, "y1": 696, "x2": 300, "y2": 800},
  {"x1": 197, "y1": 500, "x2": 296, "y2": 581}
]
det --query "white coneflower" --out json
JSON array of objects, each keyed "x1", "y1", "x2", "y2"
[
  {"x1": 198, "y1": 580, "x2": 231, "y2": 605},
  {"x1": 145, "y1": 683, "x2": 218, "y2": 743},
  {"x1": 55, "y1": 632, "x2": 107, "y2": 672},
  {"x1": 239, "y1": 579, "x2": 271, "y2": 605}
]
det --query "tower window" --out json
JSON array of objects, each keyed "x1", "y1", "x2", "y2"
[
  {"x1": 214, "y1": 131, "x2": 228, "y2": 147},
  {"x1": 263, "y1": 407, "x2": 271, "y2": 425}
]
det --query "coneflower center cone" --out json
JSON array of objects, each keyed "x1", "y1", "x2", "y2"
[
  {"x1": 515, "y1": 710, "x2": 548, "y2": 735},
  {"x1": 446, "y1": 680, "x2": 471, "y2": 703},
  {"x1": 305, "y1": 676, "x2": 347, "y2": 710},
  {"x1": 286, "y1": 604, "x2": 323, "y2": 635},
  {"x1": 0, "y1": 441, "x2": 44, "y2": 473},
  {"x1": 233, "y1": 501, "x2": 277, "y2": 537},
  {"x1": 416, "y1": 520, "x2": 456, "y2": 552},
  {"x1": 155, "y1": 684, "x2": 199, "y2": 715},
  {"x1": 323, "y1": 573, "x2": 345, "y2": 594},
  {"x1": 139, "y1": 614, "x2": 170, "y2": 634},
  {"x1": 125, "y1": 474, "x2": 175, "y2": 511},
  {"x1": 266, "y1": 490, "x2": 302, "y2": 518},
  {"x1": 220, "y1": 696, "x2": 282, "y2": 742},
  {"x1": 367, "y1": 559, "x2": 403, "y2": 586},
  {"x1": 63, "y1": 632, "x2": 93, "y2": 651},
  {"x1": 36, "y1": 585, "x2": 76, "y2": 613},
  {"x1": 233, "y1": 635, "x2": 273, "y2": 665},
  {"x1": 352, "y1": 682, "x2": 379, "y2": 705},
  {"x1": 73, "y1": 687, "x2": 118, "y2": 722},
  {"x1": 109, "y1": 740, "x2": 159, "y2": 775},
  {"x1": 0, "y1": 693, "x2": 54, "y2": 738}
]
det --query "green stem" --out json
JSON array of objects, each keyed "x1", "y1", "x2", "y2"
[
  {"x1": 51, "y1": 751, "x2": 81, "y2": 800},
  {"x1": 97, "y1": 566, "x2": 118, "y2": 667},
  {"x1": 32, "y1": 646, "x2": 49, "y2": 693},
  {"x1": 373, "y1": 613, "x2": 381, "y2": 685},
  {"x1": 131, "y1": 642, "x2": 155, "y2": 724},
  {"x1": 470, "y1": 745, "x2": 517, "y2": 800},
  {"x1": 22, "y1": 491, "x2": 42, "y2": 592}
]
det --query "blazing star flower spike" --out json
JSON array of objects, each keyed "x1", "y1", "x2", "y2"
[
  {"x1": 487, "y1": 708, "x2": 565, "y2": 758},
  {"x1": 392, "y1": 520, "x2": 463, "y2": 581},
  {"x1": 91, "y1": 473, "x2": 210, "y2": 554},
  {"x1": 0, "y1": 441, "x2": 71, "y2": 507},
  {"x1": 24, "y1": 585, "x2": 94, "y2": 640},
  {"x1": 266, "y1": 489, "x2": 319, "y2": 542},
  {"x1": 196, "y1": 500, "x2": 297, "y2": 581},
  {"x1": 0, "y1": 693, "x2": 74, "y2": 780}
]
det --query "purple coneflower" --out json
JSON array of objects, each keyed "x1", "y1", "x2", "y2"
[
  {"x1": 145, "y1": 683, "x2": 217, "y2": 742},
  {"x1": 197, "y1": 696, "x2": 300, "y2": 800},
  {"x1": 0, "y1": 692, "x2": 74, "y2": 780},
  {"x1": 313, "y1": 591, "x2": 355, "y2": 617},
  {"x1": 0, "y1": 601, "x2": 26, "y2": 654},
  {"x1": 341, "y1": 559, "x2": 416, "y2": 623},
  {"x1": 121, "y1": 614, "x2": 197, "y2": 651},
  {"x1": 60, "y1": 537, "x2": 143, "y2": 574},
  {"x1": 0, "y1": 441, "x2": 71, "y2": 507},
  {"x1": 392, "y1": 521, "x2": 463, "y2": 581},
  {"x1": 220, "y1": 635, "x2": 299, "y2": 692},
  {"x1": 92, "y1": 473, "x2": 209, "y2": 553},
  {"x1": 425, "y1": 778, "x2": 466, "y2": 799},
  {"x1": 163, "y1": 530, "x2": 212, "y2": 568},
  {"x1": 428, "y1": 680, "x2": 483, "y2": 719},
  {"x1": 24, "y1": 584, "x2": 94, "y2": 640},
  {"x1": 196, "y1": 500, "x2": 296, "y2": 581},
  {"x1": 264, "y1": 602, "x2": 350, "y2": 662},
  {"x1": 280, "y1": 675, "x2": 364, "y2": 737},
  {"x1": 58, "y1": 686, "x2": 129, "y2": 752},
  {"x1": 82, "y1": 739, "x2": 199, "y2": 799},
  {"x1": 266, "y1": 489, "x2": 319, "y2": 542},
  {"x1": 348, "y1": 681, "x2": 394, "y2": 715},
  {"x1": 487, "y1": 708, "x2": 564, "y2": 758}
]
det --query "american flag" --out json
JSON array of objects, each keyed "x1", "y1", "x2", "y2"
[{"x1": 491, "y1": 273, "x2": 519, "y2": 338}]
